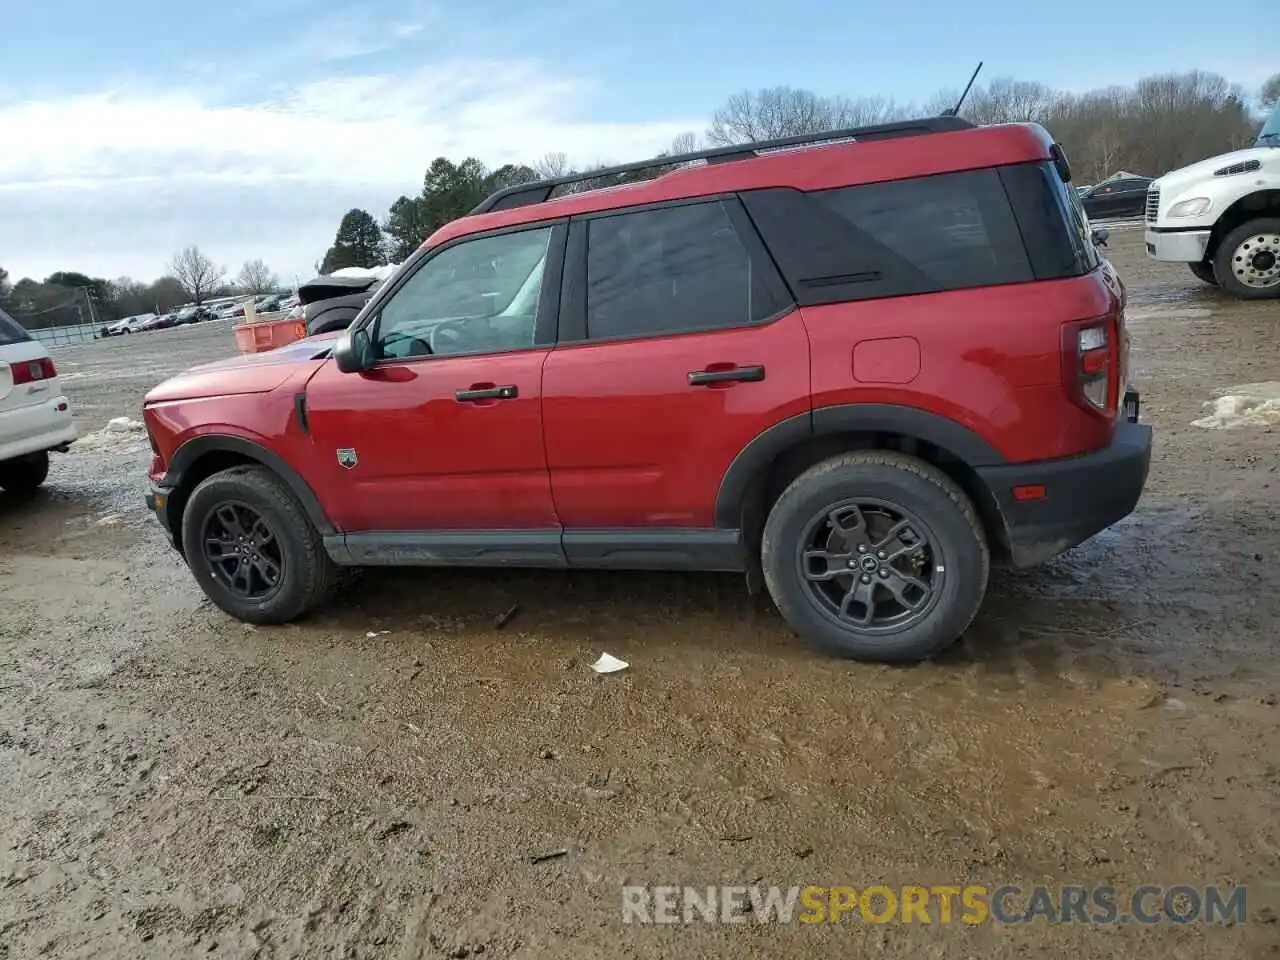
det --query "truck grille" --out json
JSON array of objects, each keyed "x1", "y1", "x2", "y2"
[{"x1": 1145, "y1": 187, "x2": 1160, "y2": 222}]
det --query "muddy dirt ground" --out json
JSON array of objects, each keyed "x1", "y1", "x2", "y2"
[{"x1": 2, "y1": 229, "x2": 1278, "y2": 959}]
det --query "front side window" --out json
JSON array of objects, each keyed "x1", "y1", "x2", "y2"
[
  {"x1": 585, "y1": 200, "x2": 779, "y2": 340},
  {"x1": 375, "y1": 226, "x2": 553, "y2": 360}
]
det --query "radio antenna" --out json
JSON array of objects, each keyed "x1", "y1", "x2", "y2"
[{"x1": 941, "y1": 61, "x2": 984, "y2": 117}]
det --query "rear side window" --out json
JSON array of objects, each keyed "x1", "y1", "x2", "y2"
[
  {"x1": 999, "y1": 161, "x2": 1099, "y2": 278},
  {"x1": 0, "y1": 307, "x2": 32, "y2": 345},
  {"x1": 585, "y1": 199, "x2": 782, "y2": 339},
  {"x1": 740, "y1": 170, "x2": 1033, "y2": 305}
]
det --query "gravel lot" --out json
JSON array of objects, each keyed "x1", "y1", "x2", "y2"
[{"x1": 2, "y1": 229, "x2": 1278, "y2": 959}]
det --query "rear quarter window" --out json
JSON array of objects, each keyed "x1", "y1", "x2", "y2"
[
  {"x1": 0, "y1": 307, "x2": 33, "y2": 345},
  {"x1": 998, "y1": 161, "x2": 1098, "y2": 279},
  {"x1": 740, "y1": 169, "x2": 1034, "y2": 305}
]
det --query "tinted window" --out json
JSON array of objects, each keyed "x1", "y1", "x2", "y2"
[
  {"x1": 585, "y1": 200, "x2": 780, "y2": 339},
  {"x1": 376, "y1": 226, "x2": 552, "y2": 359},
  {"x1": 1109, "y1": 178, "x2": 1149, "y2": 193},
  {"x1": 0, "y1": 307, "x2": 32, "y2": 345},
  {"x1": 1000, "y1": 161, "x2": 1098, "y2": 279},
  {"x1": 741, "y1": 169, "x2": 1032, "y2": 305}
]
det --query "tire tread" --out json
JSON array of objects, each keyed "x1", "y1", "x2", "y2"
[{"x1": 761, "y1": 450, "x2": 989, "y2": 662}]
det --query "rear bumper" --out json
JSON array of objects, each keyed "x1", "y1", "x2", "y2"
[
  {"x1": 977, "y1": 398, "x2": 1152, "y2": 567},
  {"x1": 1145, "y1": 228, "x2": 1211, "y2": 263},
  {"x1": 0, "y1": 395, "x2": 77, "y2": 462}
]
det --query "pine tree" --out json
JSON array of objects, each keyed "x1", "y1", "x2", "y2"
[{"x1": 320, "y1": 209, "x2": 387, "y2": 273}]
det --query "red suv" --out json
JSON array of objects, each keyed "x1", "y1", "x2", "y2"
[{"x1": 143, "y1": 117, "x2": 1151, "y2": 662}]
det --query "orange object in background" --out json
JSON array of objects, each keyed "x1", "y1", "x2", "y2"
[{"x1": 233, "y1": 317, "x2": 308, "y2": 354}]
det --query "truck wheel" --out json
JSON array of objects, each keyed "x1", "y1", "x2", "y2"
[
  {"x1": 761, "y1": 451, "x2": 989, "y2": 663},
  {"x1": 0, "y1": 451, "x2": 50, "y2": 493},
  {"x1": 181, "y1": 465, "x2": 336, "y2": 624},
  {"x1": 1188, "y1": 259, "x2": 1217, "y2": 286},
  {"x1": 1214, "y1": 219, "x2": 1280, "y2": 300}
]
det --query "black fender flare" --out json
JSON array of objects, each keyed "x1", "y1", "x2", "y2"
[
  {"x1": 714, "y1": 403, "x2": 1008, "y2": 529},
  {"x1": 164, "y1": 434, "x2": 336, "y2": 536}
]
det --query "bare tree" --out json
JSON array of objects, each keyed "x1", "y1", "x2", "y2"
[
  {"x1": 669, "y1": 131, "x2": 701, "y2": 155},
  {"x1": 169, "y1": 246, "x2": 226, "y2": 306},
  {"x1": 961, "y1": 78, "x2": 1060, "y2": 125},
  {"x1": 1262, "y1": 73, "x2": 1280, "y2": 109},
  {"x1": 533, "y1": 151, "x2": 570, "y2": 179},
  {"x1": 236, "y1": 258, "x2": 277, "y2": 295},
  {"x1": 706, "y1": 87, "x2": 915, "y2": 145}
]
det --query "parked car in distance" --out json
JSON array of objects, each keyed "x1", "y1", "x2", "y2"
[
  {"x1": 103, "y1": 313, "x2": 157, "y2": 336},
  {"x1": 0, "y1": 307, "x2": 76, "y2": 492},
  {"x1": 1078, "y1": 175, "x2": 1153, "y2": 220},
  {"x1": 212, "y1": 301, "x2": 246, "y2": 321},
  {"x1": 142, "y1": 117, "x2": 1149, "y2": 663}
]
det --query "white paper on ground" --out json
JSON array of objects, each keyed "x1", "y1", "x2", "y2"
[{"x1": 590, "y1": 653, "x2": 629, "y2": 674}]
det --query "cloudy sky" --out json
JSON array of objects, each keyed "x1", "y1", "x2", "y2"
[{"x1": 1, "y1": 0, "x2": 1273, "y2": 286}]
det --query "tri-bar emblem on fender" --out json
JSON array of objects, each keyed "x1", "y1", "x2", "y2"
[{"x1": 336, "y1": 448, "x2": 358, "y2": 469}]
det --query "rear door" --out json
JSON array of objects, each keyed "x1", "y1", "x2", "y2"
[{"x1": 541, "y1": 196, "x2": 810, "y2": 562}]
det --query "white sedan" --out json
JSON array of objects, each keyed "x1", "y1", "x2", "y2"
[{"x1": 0, "y1": 309, "x2": 76, "y2": 492}]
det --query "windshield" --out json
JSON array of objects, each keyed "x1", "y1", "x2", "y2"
[{"x1": 1258, "y1": 103, "x2": 1280, "y2": 146}]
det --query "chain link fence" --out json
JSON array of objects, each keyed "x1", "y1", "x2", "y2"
[{"x1": 1, "y1": 285, "x2": 103, "y2": 346}]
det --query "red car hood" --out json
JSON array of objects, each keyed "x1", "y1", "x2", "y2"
[{"x1": 145, "y1": 333, "x2": 341, "y2": 403}]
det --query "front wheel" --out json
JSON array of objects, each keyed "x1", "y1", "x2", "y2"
[
  {"x1": 1213, "y1": 219, "x2": 1280, "y2": 300},
  {"x1": 181, "y1": 465, "x2": 336, "y2": 624},
  {"x1": 761, "y1": 452, "x2": 989, "y2": 663},
  {"x1": 0, "y1": 451, "x2": 50, "y2": 493},
  {"x1": 1188, "y1": 259, "x2": 1217, "y2": 286}
]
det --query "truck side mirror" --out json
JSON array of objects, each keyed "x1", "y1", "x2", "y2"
[
  {"x1": 1092, "y1": 228, "x2": 1109, "y2": 248},
  {"x1": 334, "y1": 326, "x2": 376, "y2": 373}
]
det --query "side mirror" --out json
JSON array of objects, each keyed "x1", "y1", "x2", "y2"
[
  {"x1": 334, "y1": 326, "x2": 376, "y2": 373},
  {"x1": 1092, "y1": 227, "x2": 1110, "y2": 248}
]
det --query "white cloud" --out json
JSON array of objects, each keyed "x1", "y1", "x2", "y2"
[{"x1": 0, "y1": 59, "x2": 701, "y2": 283}]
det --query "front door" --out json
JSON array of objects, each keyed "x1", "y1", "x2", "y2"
[{"x1": 304, "y1": 222, "x2": 566, "y2": 539}]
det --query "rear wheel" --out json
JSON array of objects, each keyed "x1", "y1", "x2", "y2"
[
  {"x1": 1214, "y1": 219, "x2": 1280, "y2": 300},
  {"x1": 0, "y1": 451, "x2": 50, "y2": 493},
  {"x1": 181, "y1": 465, "x2": 336, "y2": 624},
  {"x1": 761, "y1": 452, "x2": 989, "y2": 663},
  {"x1": 1188, "y1": 259, "x2": 1217, "y2": 286}
]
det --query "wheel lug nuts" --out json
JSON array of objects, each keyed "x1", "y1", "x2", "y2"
[
  {"x1": 877, "y1": 551, "x2": 886, "y2": 559},
  {"x1": 847, "y1": 560, "x2": 857, "y2": 568},
  {"x1": 857, "y1": 544, "x2": 866, "y2": 553},
  {"x1": 879, "y1": 569, "x2": 890, "y2": 578},
  {"x1": 860, "y1": 574, "x2": 871, "y2": 583}
]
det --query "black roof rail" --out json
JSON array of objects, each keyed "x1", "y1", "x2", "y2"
[{"x1": 470, "y1": 116, "x2": 976, "y2": 215}]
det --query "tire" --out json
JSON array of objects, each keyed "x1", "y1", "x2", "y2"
[
  {"x1": 181, "y1": 465, "x2": 336, "y2": 624},
  {"x1": 1188, "y1": 260, "x2": 1217, "y2": 286},
  {"x1": 760, "y1": 451, "x2": 989, "y2": 663},
  {"x1": 1213, "y1": 219, "x2": 1280, "y2": 300},
  {"x1": 0, "y1": 451, "x2": 50, "y2": 493}
]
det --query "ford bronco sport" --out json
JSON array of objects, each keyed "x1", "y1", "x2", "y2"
[{"x1": 143, "y1": 117, "x2": 1151, "y2": 662}]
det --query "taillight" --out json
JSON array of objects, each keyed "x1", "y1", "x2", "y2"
[
  {"x1": 10, "y1": 357, "x2": 57, "y2": 385},
  {"x1": 1062, "y1": 317, "x2": 1118, "y2": 417}
]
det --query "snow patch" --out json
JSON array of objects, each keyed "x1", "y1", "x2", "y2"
[
  {"x1": 1191, "y1": 382, "x2": 1280, "y2": 429},
  {"x1": 73, "y1": 417, "x2": 150, "y2": 452}
]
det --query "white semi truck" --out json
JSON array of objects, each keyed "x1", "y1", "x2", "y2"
[{"x1": 1145, "y1": 102, "x2": 1280, "y2": 299}]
